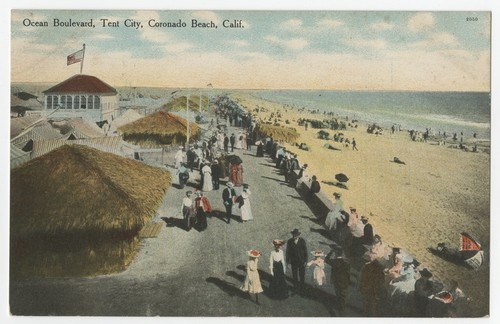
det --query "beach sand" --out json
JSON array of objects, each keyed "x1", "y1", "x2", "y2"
[{"x1": 234, "y1": 91, "x2": 490, "y2": 316}]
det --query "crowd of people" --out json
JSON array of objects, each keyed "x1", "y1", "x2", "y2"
[
  {"x1": 171, "y1": 95, "x2": 470, "y2": 316},
  {"x1": 258, "y1": 129, "x2": 470, "y2": 316}
]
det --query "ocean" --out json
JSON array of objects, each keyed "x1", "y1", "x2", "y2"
[{"x1": 254, "y1": 90, "x2": 491, "y2": 140}]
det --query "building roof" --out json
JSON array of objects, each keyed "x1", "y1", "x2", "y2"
[
  {"x1": 11, "y1": 144, "x2": 171, "y2": 238},
  {"x1": 50, "y1": 117, "x2": 105, "y2": 139},
  {"x1": 11, "y1": 122, "x2": 65, "y2": 149},
  {"x1": 31, "y1": 136, "x2": 124, "y2": 159},
  {"x1": 118, "y1": 111, "x2": 200, "y2": 136},
  {"x1": 10, "y1": 116, "x2": 44, "y2": 139},
  {"x1": 10, "y1": 144, "x2": 30, "y2": 169},
  {"x1": 108, "y1": 109, "x2": 144, "y2": 133},
  {"x1": 14, "y1": 91, "x2": 38, "y2": 101},
  {"x1": 43, "y1": 74, "x2": 117, "y2": 95}
]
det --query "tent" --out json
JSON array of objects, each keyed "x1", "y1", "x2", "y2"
[
  {"x1": 119, "y1": 111, "x2": 200, "y2": 147},
  {"x1": 10, "y1": 144, "x2": 171, "y2": 277}
]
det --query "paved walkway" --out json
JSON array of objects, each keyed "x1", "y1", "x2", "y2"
[{"x1": 10, "y1": 123, "x2": 368, "y2": 317}]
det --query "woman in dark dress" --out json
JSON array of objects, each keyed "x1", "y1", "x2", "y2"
[
  {"x1": 256, "y1": 142, "x2": 264, "y2": 157},
  {"x1": 193, "y1": 191, "x2": 212, "y2": 231},
  {"x1": 268, "y1": 239, "x2": 289, "y2": 299}
]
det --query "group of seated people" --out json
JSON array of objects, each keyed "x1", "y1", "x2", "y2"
[{"x1": 318, "y1": 191, "x2": 469, "y2": 316}]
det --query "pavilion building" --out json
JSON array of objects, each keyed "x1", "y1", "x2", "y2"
[{"x1": 43, "y1": 74, "x2": 118, "y2": 123}]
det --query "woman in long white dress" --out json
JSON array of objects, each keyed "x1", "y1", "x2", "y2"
[
  {"x1": 239, "y1": 185, "x2": 253, "y2": 221},
  {"x1": 235, "y1": 132, "x2": 243, "y2": 149},
  {"x1": 241, "y1": 249, "x2": 263, "y2": 305},
  {"x1": 201, "y1": 162, "x2": 212, "y2": 192},
  {"x1": 325, "y1": 192, "x2": 343, "y2": 230}
]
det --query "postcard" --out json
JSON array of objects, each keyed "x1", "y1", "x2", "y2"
[{"x1": 8, "y1": 6, "x2": 493, "y2": 319}]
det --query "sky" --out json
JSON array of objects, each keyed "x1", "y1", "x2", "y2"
[{"x1": 11, "y1": 10, "x2": 491, "y2": 91}]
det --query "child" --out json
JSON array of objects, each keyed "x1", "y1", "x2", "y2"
[{"x1": 307, "y1": 250, "x2": 326, "y2": 286}]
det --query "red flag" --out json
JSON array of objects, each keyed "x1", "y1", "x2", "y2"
[
  {"x1": 460, "y1": 232, "x2": 481, "y2": 251},
  {"x1": 67, "y1": 49, "x2": 84, "y2": 66}
]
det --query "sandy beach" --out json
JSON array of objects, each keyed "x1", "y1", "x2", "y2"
[{"x1": 234, "y1": 91, "x2": 490, "y2": 316}]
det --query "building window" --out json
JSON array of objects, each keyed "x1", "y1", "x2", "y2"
[
  {"x1": 95, "y1": 96, "x2": 101, "y2": 110},
  {"x1": 80, "y1": 96, "x2": 86, "y2": 108},
  {"x1": 47, "y1": 96, "x2": 53, "y2": 109},
  {"x1": 88, "y1": 95, "x2": 94, "y2": 109},
  {"x1": 61, "y1": 95, "x2": 66, "y2": 108},
  {"x1": 74, "y1": 96, "x2": 80, "y2": 109},
  {"x1": 66, "y1": 95, "x2": 72, "y2": 109},
  {"x1": 53, "y1": 96, "x2": 59, "y2": 108}
]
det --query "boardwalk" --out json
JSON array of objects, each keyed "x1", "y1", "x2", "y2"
[{"x1": 10, "y1": 124, "x2": 368, "y2": 317}]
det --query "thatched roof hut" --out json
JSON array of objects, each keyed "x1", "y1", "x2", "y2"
[
  {"x1": 161, "y1": 95, "x2": 208, "y2": 112},
  {"x1": 255, "y1": 123, "x2": 299, "y2": 143},
  {"x1": 11, "y1": 144, "x2": 171, "y2": 238},
  {"x1": 118, "y1": 111, "x2": 200, "y2": 147},
  {"x1": 10, "y1": 144, "x2": 171, "y2": 277}
]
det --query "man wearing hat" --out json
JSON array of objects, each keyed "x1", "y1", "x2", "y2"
[
  {"x1": 309, "y1": 175, "x2": 321, "y2": 197},
  {"x1": 230, "y1": 133, "x2": 236, "y2": 152},
  {"x1": 326, "y1": 247, "x2": 351, "y2": 314},
  {"x1": 360, "y1": 216, "x2": 374, "y2": 245},
  {"x1": 359, "y1": 258, "x2": 386, "y2": 316},
  {"x1": 414, "y1": 268, "x2": 434, "y2": 316},
  {"x1": 181, "y1": 191, "x2": 194, "y2": 231},
  {"x1": 223, "y1": 133, "x2": 229, "y2": 153},
  {"x1": 286, "y1": 229, "x2": 308, "y2": 289},
  {"x1": 211, "y1": 160, "x2": 221, "y2": 190},
  {"x1": 222, "y1": 182, "x2": 236, "y2": 224}
]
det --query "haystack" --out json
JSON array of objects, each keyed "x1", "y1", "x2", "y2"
[
  {"x1": 118, "y1": 111, "x2": 200, "y2": 147},
  {"x1": 255, "y1": 123, "x2": 299, "y2": 143},
  {"x1": 10, "y1": 144, "x2": 171, "y2": 277}
]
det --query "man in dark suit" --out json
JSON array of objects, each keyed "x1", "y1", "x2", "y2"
[
  {"x1": 309, "y1": 175, "x2": 321, "y2": 198},
  {"x1": 223, "y1": 133, "x2": 229, "y2": 153},
  {"x1": 222, "y1": 182, "x2": 236, "y2": 223},
  {"x1": 326, "y1": 247, "x2": 351, "y2": 314},
  {"x1": 211, "y1": 160, "x2": 220, "y2": 190},
  {"x1": 286, "y1": 229, "x2": 308, "y2": 288},
  {"x1": 230, "y1": 133, "x2": 236, "y2": 152},
  {"x1": 361, "y1": 216, "x2": 374, "y2": 245}
]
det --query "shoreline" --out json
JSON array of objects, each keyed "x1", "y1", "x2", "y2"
[{"x1": 243, "y1": 90, "x2": 491, "y2": 142}]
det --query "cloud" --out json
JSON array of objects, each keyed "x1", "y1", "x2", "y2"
[
  {"x1": 93, "y1": 34, "x2": 114, "y2": 40},
  {"x1": 265, "y1": 36, "x2": 308, "y2": 51},
  {"x1": 409, "y1": 32, "x2": 458, "y2": 48},
  {"x1": 370, "y1": 21, "x2": 395, "y2": 30},
  {"x1": 317, "y1": 19, "x2": 344, "y2": 29},
  {"x1": 281, "y1": 19, "x2": 302, "y2": 30},
  {"x1": 192, "y1": 11, "x2": 220, "y2": 25},
  {"x1": 228, "y1": 40, "x2": 249, "y2": 47},
  {"x1": 132, "y1": 11, "x2": 170, "y2": 43},
  {"x1": 162, "y1": 42, "x2": 195, "y2": 53},
  {"x1": 408, "y1": 13, "x2": 435, "y2": 32},
  {"x1": 343, "y1": 37, "x2": 387, "y2": 50}
]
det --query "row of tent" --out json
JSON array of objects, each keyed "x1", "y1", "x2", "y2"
[
  {"x1": 9, "y1": 108, "x2": 181, "y2": 278},
  {"x1": 10, "y1": 109, "x2": 146, "y2": 169}
]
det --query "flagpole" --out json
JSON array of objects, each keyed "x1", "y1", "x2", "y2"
[{"x1": 80, "y1": 44, "x2": 86, "y2": 74}]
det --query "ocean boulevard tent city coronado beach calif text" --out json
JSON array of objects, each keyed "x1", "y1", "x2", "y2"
[{"x1": 22, "y1": 17, "x2": 246, "y2": 29}]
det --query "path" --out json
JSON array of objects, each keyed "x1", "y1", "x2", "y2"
[{"x1": 10, "y1": 124, "x2": 367, "y2": 317}]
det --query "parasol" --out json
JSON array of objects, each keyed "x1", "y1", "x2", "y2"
[
  {"x1": 228, "y1": 154, "x2": 243, "y2": 165},
  {"x1": 335, "y1": 173, "x2": 349, "y2": 183}
]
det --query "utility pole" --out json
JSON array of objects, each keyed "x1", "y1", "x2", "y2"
[{"x1": 199, "y1": 90, "x2": 202, "y2": 114}]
